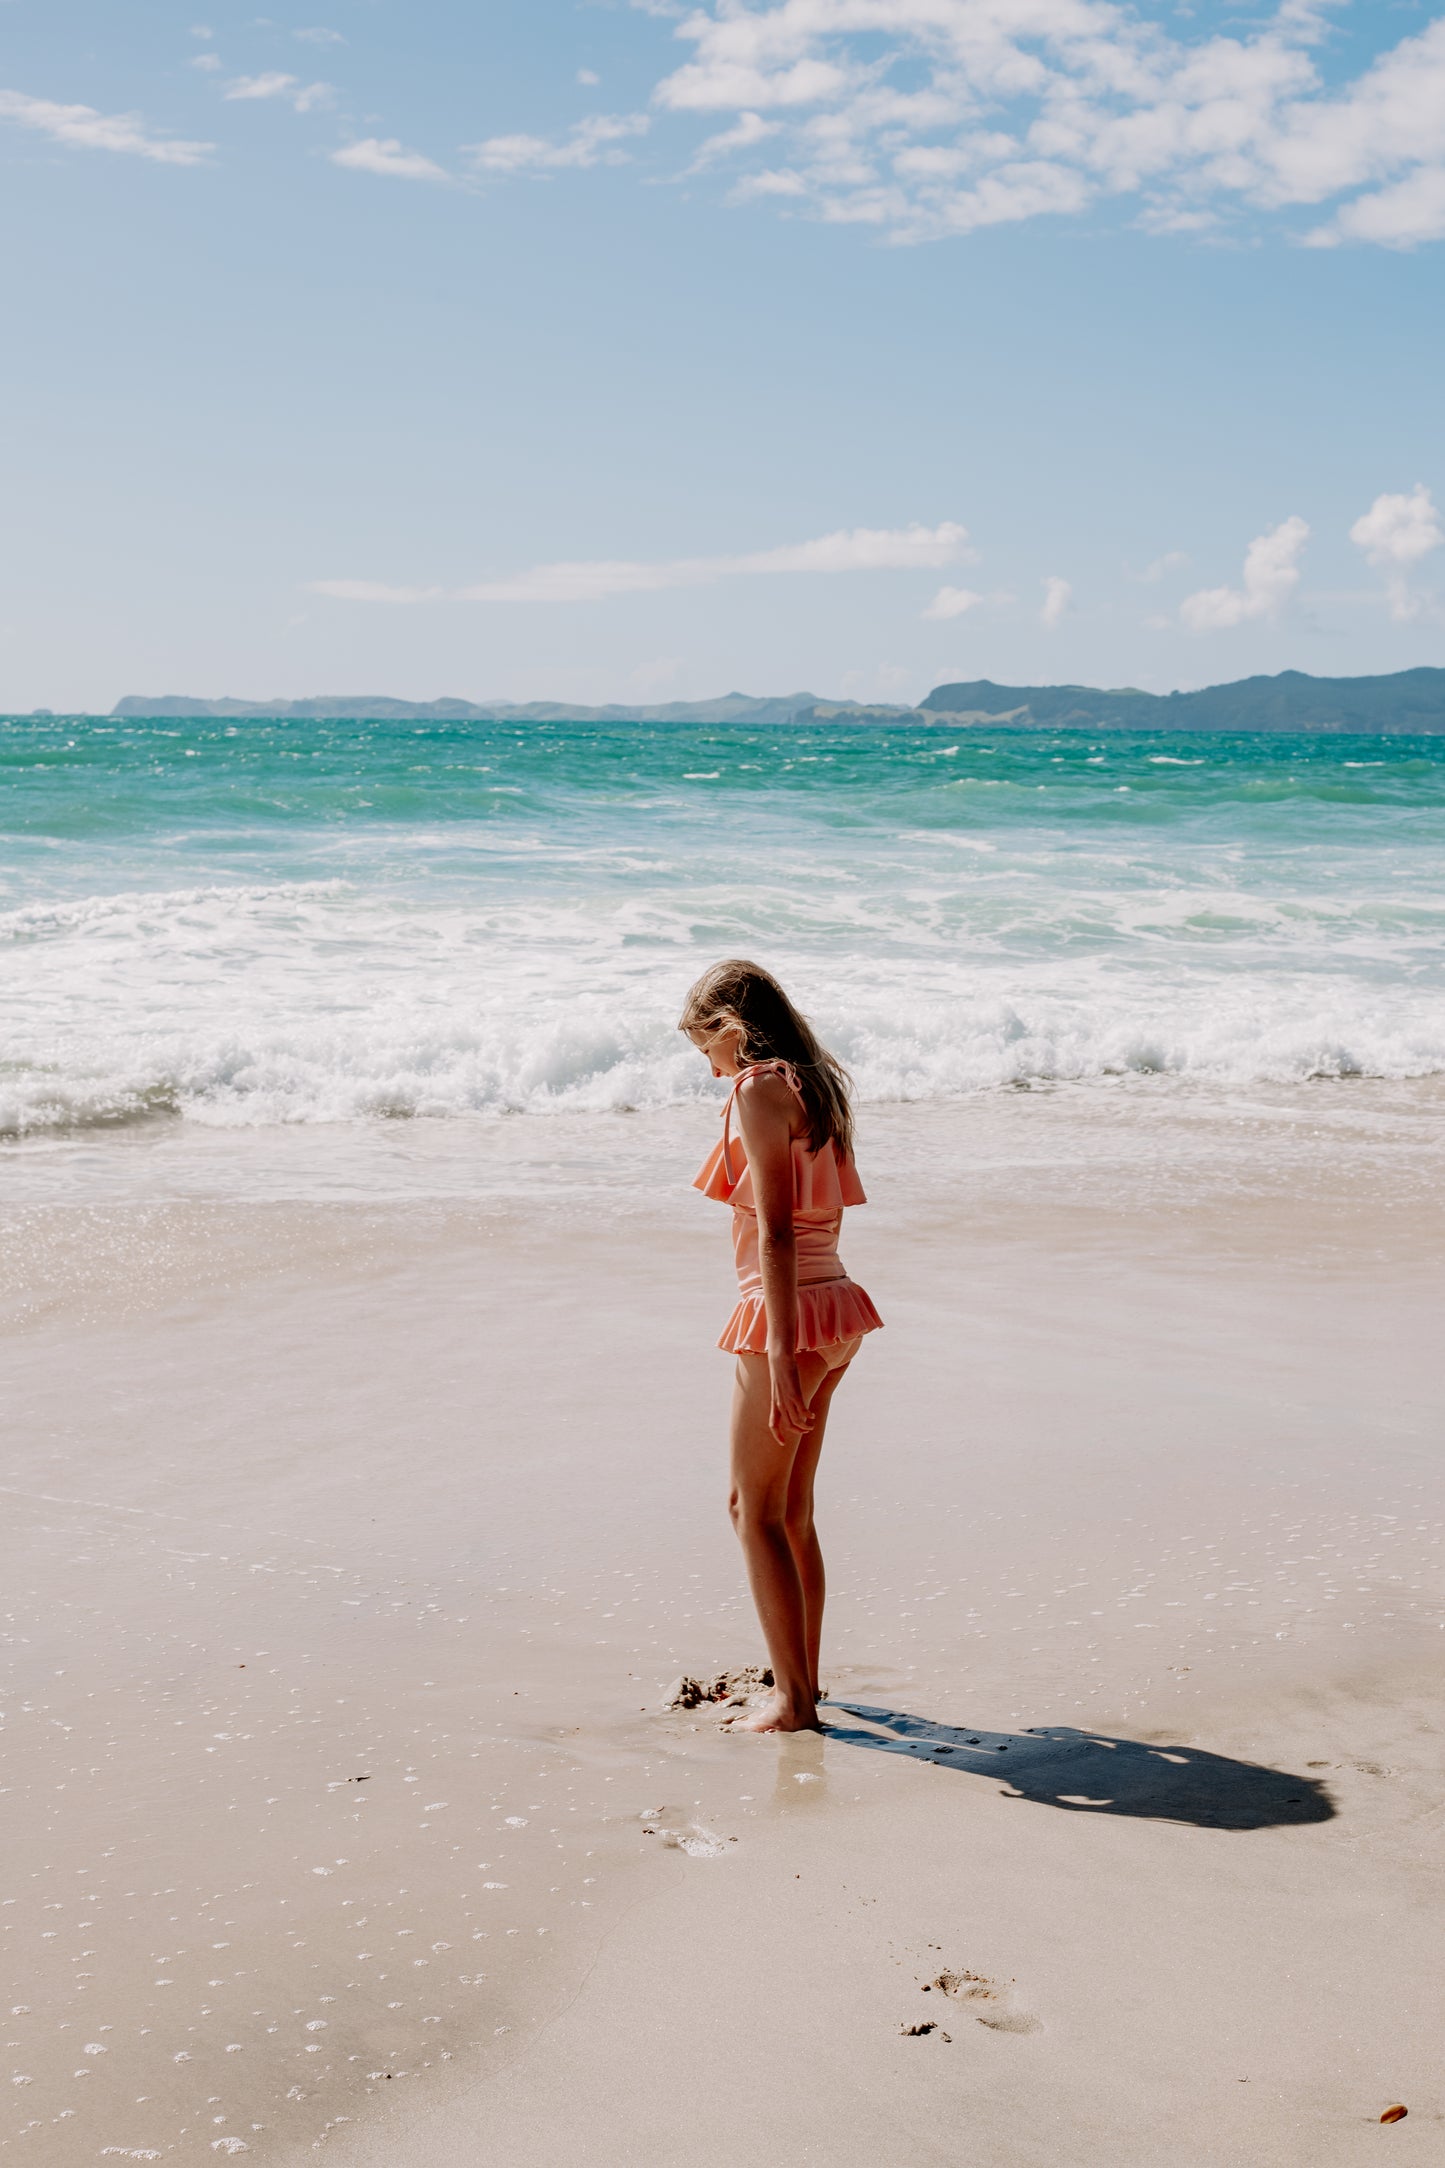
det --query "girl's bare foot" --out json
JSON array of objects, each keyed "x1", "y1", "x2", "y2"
[{"x1": 723, "y1": 1688, "x2": 820, "y2": 1733}]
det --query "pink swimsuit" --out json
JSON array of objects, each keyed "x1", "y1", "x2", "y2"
[{"x1": 693, "y1": 1061, "x2": 884, "y2": 1356}]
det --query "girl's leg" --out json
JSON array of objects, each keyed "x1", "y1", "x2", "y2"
[
  {"x1": 783, "y1": 1351, "x2": 855, "y2": 1700},
  {"x1": 726, "y1": 1345, "x2": 855, "y2": 1734}
]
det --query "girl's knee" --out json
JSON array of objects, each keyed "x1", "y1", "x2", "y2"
[{"x1": 729, "y1": 1488, "x2": 788, "y2": 1539}]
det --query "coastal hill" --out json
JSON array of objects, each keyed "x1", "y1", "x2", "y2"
[
  {"x1": 906, "y1": 666, "x2": 1445, "y2": 732},
  {"x1": 109, "y1": 666, "x2": 1445, "y2": 731}
]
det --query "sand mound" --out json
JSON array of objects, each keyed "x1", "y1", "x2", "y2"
[{"x1": 661, "y1": 1667, "x2": 774, "y2": 1710}]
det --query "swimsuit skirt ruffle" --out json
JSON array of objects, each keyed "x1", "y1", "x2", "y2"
[{"x1": 715, "y1": 1275, "x2": 883, "y2": 1355}]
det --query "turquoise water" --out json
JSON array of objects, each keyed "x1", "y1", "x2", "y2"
[{"x1": 3, "y1": 714, "x2": 1445, "y2": 1135}]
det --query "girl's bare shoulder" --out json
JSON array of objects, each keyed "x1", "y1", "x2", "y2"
[{"x1": 733, "y1": 1067, "x2": 801, "y2": 1126}]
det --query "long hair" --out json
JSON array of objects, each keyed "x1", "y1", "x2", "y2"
[{"x1": 678, "y1": 959, "x2": 854, "y2": 1160}]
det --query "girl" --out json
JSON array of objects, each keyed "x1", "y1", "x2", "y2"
[{"x1": 680, "y1": 960, "x2": 882, "y2": 1734}]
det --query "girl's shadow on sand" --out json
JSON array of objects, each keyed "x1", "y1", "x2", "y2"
[{"x1": 824, "y1": 1704, "x2": 1335, "y2": 1830}]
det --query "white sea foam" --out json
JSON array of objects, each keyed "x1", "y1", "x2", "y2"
[
  {"x1": 0, "y1": 880, "x2": 347, "y2": 943},
  {"x1": 3, "y1": 920, "x2": 1443, "y2": 1136}
]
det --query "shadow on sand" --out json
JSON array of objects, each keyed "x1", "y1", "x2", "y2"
[{"x1": 824, "y1": 1704, "x2": 1335, "y2": 1831}]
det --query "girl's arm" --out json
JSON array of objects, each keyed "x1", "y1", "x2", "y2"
[{"x1": 734, "y1": 1071, "x2": 813, "y2": 1441}]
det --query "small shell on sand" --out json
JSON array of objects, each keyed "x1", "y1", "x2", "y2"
[{"x1": 1380, "y1": 2106, "x2": 1408, "y2": 2124}]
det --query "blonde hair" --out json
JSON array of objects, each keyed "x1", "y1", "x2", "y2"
[{"x1": 679, "y1": 958, "x2": 854, "y2": 1160}]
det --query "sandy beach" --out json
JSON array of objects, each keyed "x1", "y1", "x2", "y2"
[{"x1": 4, "y1": 1082, "x2": 1443, "y2": 2165}]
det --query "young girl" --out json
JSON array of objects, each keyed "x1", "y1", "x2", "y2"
[{"x1": 680, "y1": 960, "x2": 882, "y2": 1733}]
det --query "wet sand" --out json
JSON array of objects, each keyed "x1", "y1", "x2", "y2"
[{"x1": 3, "y1": 1085, "x2": 1444, "y2": 2164}]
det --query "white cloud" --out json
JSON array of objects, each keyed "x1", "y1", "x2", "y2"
[
  {"x1": 468, "y1": 113, "x2": 649, "y2": 174},
  {"x1": 1315, "y1": 167, "x2": 1445, "y2": 249},
  {"x1": 626, "y1": 2, "x2": 1445, "y2": 249},
  {"x1": 1137, "y1": 550, "x2": 1189, "y2": 582},
  {"x1": 313, "y1": 581, "x2": 446, "y2": 603},
  {"x1": 190, "y1": 25, "x2": 214, "y2": 38},
  {"x1": 0, "y1": 88, "x2": 212, "y2": 165},
  {"x1": 315, "y1": 520, "x2": 972, "y2": 604},
  {"x1": 224, "y1": 73, "x2": 333, "y2": 112},
  {"x1": 295, "y1": 27, "x2": 346, "y2": 46},
  {"x1": 1350, "y1": 484, "x2": 1443, "y2": 620},
  {"x1": 225, "y1": 72, "x2": 296, "y2": 101},
  {"x1": 1040, "y1": 575, "x2": 1072, "y2": 626},
  {"x1": 721, "y1": 522, "x2": 971, "y2": 575},
  {"x1": 1330, "y1": 167, "x2": 1445, "y2": 249},
  {"x1": 577, "y1": 69, "x2": 601, "y2": 87},
  {"x1": 732, "y1": 166, "x2": 809, "y2": 200},
  {"x1": 330, "y1": 137, "x2": 447, "y2": 182},
  {"x1": 922, "y1": 584, "x2": 984, "y2": 620},
  {"x1": 689, "y1": 110, "x2": 778, "y2": 168},
  {"x1": 1350, "y1": 484, "x2": 1443, "y2": 568},
  {"x1": 191, "y1": 54, "x2": 223, "y2": 74},
  {"x1": 1180, "y1": 515, "x2": 1309, "y2": 631}
]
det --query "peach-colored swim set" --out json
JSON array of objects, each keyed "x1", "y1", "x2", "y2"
[{"x1": 693, "y1": 1059, "x2": 884, "y2": 1357}]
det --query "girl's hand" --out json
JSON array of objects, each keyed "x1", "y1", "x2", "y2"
[{"x1": 769, "y1": 1356, "x2": 814, "y2": 1441}]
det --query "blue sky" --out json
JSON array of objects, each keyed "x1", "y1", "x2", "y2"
[{"x1": 2, "y1": 0, "x2": 1443, "y2": 709}]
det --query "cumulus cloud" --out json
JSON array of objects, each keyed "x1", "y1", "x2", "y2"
[
  {"x1": 225, "y1": 72, "x2": 296, "y2": 101},
  {"x1": 330, "y1": 137, "x2": 447, "y2": 181},
  {"x1": 1040, "y1": 575, "x2": 1072, "y2": 626},
  {"x1": 1319, "y1": 167, "x2": 1445, "y2": 250},
  {"x1": 1317, "y1": 168, "x2": 1445, "y2": 249},
  {"x1": 224, "y1": 73, "x2": 333, "y2": 113},
  {"x1": 688, "y1": 110, "x2": 779, "y2": 169},
  {"x1": 0, "y1": 88, "x2": 212, "y2": 164},
  {"x1": 191, "y1": 54, "x2": 223, "y2": 73},
  {"x1": 1351, "y1": 484, "x2": 1443, "y2": 568},
  {"x1": 315, "y1": 520, "x2": 972, "y2": 604},
  {"x1": 295, "y1": 27, "x2": 346, "y2": 46},
  {"x1": 732, "y1": 166, "x2": 810, "y2": 200},
  {"x1": 626, "y1": 1, "x2": 1445, "y2": 248},
  {"x1": 1180, "y1": 516, "x2": 1309, "y2": 631},
  {"x1": 1350, "y1": 484, "x2": 1444, "y2": 620},
  {"x1": 469, "y1": 112, "x2": 649, "y2": 174},
  {"x1": 922, "y1": 584, "x2": 985, "y2": 620}
]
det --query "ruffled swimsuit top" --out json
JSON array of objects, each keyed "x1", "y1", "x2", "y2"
[{"x1": 693, "y1": 1061, "x2": 883, "y2": 1355}]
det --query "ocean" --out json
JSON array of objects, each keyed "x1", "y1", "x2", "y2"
[{"x1": 4, "y1": 713, "x2": 1445, "y2": 1160}]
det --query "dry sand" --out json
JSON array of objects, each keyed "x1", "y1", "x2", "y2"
[{"x1": 3, "y1": 1084, "x2": 1444, "y2": 2165}]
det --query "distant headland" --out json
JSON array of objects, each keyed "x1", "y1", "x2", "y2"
[{"x1": 107, "y1": 666, "x2": 1445, "y2": 732}]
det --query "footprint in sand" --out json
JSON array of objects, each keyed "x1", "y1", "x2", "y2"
[
  {"x1": 639, "y1": 1808, "x2": 731, "y2": 1857},
  {"x1": 662, "y1": 1826, "x2": 727, "y2": 1857},
  {"x1": 922, "y1": 1968, "x2": 1042, "y2": 2035}
]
